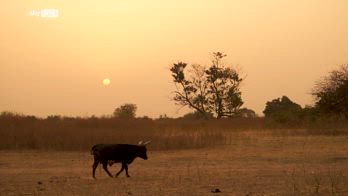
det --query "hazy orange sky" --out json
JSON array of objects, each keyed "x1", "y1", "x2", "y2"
[{"x1": 1, "y1": 0, "x2": 347, "y2": 118}]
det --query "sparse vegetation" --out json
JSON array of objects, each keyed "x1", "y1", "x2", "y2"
[
  {"x1": 1, "y1": 108, "x2": 347, "y2": 195},
  {"x1": 1, "y1": 132, "x2": 347, "y2": 195}
]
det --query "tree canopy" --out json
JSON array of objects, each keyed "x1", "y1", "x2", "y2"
[
  {"x1": 113, "y1": 103, "x2": 137, "y2": 119},
  {"x1": 312, "y1": 64, "x2": 348, "y2": 119},
  {"x1": 263, "y1": 96, "x2": 302, "y2": 123},
  {"x1": 170, "y1": 52, "x2": 243, "y2": 119}
]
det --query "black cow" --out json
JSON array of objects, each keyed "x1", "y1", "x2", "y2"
[{"x1": 91, "y1": 141, "x2": 150, "y2": 178}]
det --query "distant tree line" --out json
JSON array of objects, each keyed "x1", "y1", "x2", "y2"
[
  {"x1": 1, "y1": 57, "x2": 347, "y2": 124},
  {"x1": 170, "y1": 53, "x2": 348, "y2": 123},
  {"x1": 261, "y1": 65, "x2": 348, "y2": 124}
]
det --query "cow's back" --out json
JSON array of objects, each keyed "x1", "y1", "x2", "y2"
[{"x1": 92, "y1": 144, "x2": 138, "y2": 163}]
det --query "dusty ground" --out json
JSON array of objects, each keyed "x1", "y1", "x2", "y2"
[{"x1": 1, "y1": 135, "x2": 348, "y2": 196}]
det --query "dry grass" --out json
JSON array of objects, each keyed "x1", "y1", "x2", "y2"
[
  {"x1": 1, "y1": 113, "x2": 347, "y2": 151},
  {"x1": 1, "y1": 132, "x2": 348, "y2": 195},
  {"x1": 1, "y1": 114, "x2": 348, "y2": 195},
  {"x1": 0, "y1": 115, "x2": 264, "y2": 151}
]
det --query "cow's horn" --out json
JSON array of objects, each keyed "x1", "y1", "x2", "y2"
[
  {"x1": 138, "y1": 140, "x2": 144, "y2": 145},
  {"x1": 143, "y1": 140, "x2": 151, "y2": 145}
]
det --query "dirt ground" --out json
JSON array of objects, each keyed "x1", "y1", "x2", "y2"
[{"x1": 1, "y1": 135, "x2": 348, "y2": 196}]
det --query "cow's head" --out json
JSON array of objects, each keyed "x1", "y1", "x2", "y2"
[{"x1": 137, "y1": 140, "x2": 151, "y2": 160}]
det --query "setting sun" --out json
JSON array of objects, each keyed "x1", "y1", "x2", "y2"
[{"x1": 102, "y1": 78, "x2": 110, "y2": 86}]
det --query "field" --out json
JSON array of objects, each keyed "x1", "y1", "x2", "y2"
[{"x1": 1, "y1": 129, "x2": 348, "y2": 196}]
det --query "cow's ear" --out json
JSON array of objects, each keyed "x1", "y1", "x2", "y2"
[
  {"x1": 143, "y1": 140, "x2": 151, "y2": 145},
  {"x1": 138, "y1": 141, "x2": 144, "y2": 145}
]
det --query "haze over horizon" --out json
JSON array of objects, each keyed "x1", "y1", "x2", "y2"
[{"x1": 1, "y1": 0, "x2": 347, "y2": 118}]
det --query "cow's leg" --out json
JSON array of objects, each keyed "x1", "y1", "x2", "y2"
[
  {"x1": 116, "y1": 163, "x2": 125, "y2": 177},
  {"x1": 102, "y1": 161, "x2": 113, "y2": 178},
  {"x1": 92, "y1": 159, "x2": 99, "y2": 179},
  {"x1": 124, "y1": 163, "x2": 130, "y2": 177}
]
